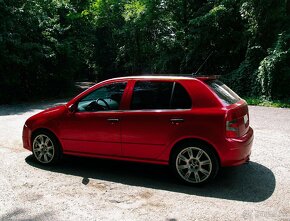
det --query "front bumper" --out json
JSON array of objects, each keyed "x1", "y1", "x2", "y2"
[{"x1": 22, "y1": 124, "x2": 32, "y2": 151}]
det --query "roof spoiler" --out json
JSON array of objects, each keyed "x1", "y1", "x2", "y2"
[
  {"x1": 149, "y1": 73, "x2": 220, "y2": 79},
  {"x1": 192, "y1": 74, "x2": 221, "y2": 79}
]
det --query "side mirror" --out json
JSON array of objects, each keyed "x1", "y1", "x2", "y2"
[{"x1": 68, "y1": 103, "x2": 77, "y2": 113}]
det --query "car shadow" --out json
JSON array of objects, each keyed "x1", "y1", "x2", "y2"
[{"x1": 25, "y1": 155, "x2": 275, "y2": 203}]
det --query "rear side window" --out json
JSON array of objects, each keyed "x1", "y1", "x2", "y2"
[
  {"x1": 171, "y1": 82, "x2": 192, "y2": 109},
  {"x1": 206, "y1": 80, "x2": 240, "y2": 105},
  {"x1": 131, "y1": 81, "x2": 191, "y2": 110}
]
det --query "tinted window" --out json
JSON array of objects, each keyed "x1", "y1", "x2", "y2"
[
  {"x1": 78, "y1": 82, "x2": 127, "y2": 111},
  {"x1": 206, "y1": 80, "x2": 240, "y2": 105},
  {"x1": 131, "y1": 81, "x2": 173, "y2": 110},
  {"x1": 171, "y1": 83, "x2": 192, "y2": 109},
  {"x1": 131, "y1": 81, "x2": 191, "y2": 110}
]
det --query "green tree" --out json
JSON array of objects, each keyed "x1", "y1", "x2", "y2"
[{"x1": 0, "y1": 0, "x2": 289, "y2": 103}]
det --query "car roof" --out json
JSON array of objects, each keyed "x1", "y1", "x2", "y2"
[{"x1": 108, "y1": 75, "x2": 218, "y2": 82}]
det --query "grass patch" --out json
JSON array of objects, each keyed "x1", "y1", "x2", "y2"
[{"x1": 245, "y1": 97, "x2": 290, "y2": 108}]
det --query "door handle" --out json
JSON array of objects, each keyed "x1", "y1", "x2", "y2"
[
  {"x1": 107, "y1": 118, "x2": 120, "y2": 122},
  {"x1": 170, "y1": 118, "x2": 184, "y2": 123}
]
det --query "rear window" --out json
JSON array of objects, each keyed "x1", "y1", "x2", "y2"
[{"x1": 206, "y1": 80, "x2": 240, "y2": 105}]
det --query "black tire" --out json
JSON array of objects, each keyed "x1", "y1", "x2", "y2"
[
  {"x1": 32, "y1": 131, "x2": 62, "y2": 165},
  {"x1": 170, "y1": 142, "x2": 219, "y2": 185}
]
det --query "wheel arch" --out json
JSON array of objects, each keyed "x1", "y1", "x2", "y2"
[
  {"x1": 31, "y1": 128, "x2": 63, "y2": 152},
  {"x1": 169, "y1": 138, "x2": 221, "y2": 166}
]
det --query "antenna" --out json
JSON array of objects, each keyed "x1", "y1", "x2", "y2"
[{"x1": 193, "y1": 51, "x2": 214, "y2": 76}]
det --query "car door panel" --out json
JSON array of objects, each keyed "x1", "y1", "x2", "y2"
[
  {"x1": 121, "y1": 111, "x2": 169, "y2": 158},
  {"x1": 121, "y1": 110, "x2": 191, "y2": 159},
  {"x1": 59, "y1": 111, "x2": 121, "y2": 156},
  {"x1": 58, "y1": 81, "x2": 127, "y2": 156}
]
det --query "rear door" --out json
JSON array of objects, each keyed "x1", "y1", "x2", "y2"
[{"x1": 121, "y1": 80, "x2": 192, "y2": 160}]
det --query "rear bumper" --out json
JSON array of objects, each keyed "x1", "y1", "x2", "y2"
[{"x1": 220, "y1": 127, "x2": 254, "y2": 167}]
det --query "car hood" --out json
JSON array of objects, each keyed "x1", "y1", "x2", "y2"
[
  {"x1": 39, "y1": 105, "x2": 67, "y2": 115},
  {"x1": 26, "y1": 104, "x2": 67, "y2": 127}
]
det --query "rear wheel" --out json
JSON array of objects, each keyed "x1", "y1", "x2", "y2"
[
  {"x1": 171, "y1": 142, "x2": 219, "y2": 185},
  {"x1": 32, "y1": 132, "x2": 61, "y2": 165}
]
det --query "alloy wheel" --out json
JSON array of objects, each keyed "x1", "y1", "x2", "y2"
[
  {"x1": 33, "y1": 134, "x2": 55, "y2": 164},
  {"x1": 176, "y1": 147, "x2": 212, "y2": 183}
]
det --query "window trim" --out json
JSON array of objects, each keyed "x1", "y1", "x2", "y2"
[{"x1": 169, "y1": 82, "x2": 176, "y2": 108}]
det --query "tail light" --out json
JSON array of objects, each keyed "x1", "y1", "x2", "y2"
[
  {"x1": 226, "y1": 113, "x2": 248, "y2": 138},
  {"x1": 226, "y1": 118, "x2": 240, "y2": 138}
]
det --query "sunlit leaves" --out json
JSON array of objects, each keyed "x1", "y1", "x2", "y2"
[{"x1": 123, "y1": 0, "x2": 146, "y2": 22}]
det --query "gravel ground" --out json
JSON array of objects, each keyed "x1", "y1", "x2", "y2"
[{"x1": 0, "y1": 101, "x2": 290, "y2": 221}]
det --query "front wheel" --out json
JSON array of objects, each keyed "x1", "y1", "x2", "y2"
[
  {"x1": 171, "y1": 143, "x2": 219, "y2": 185},
  {"x1": 32, "y1": 132, "x2": 61, "y2": 165}
]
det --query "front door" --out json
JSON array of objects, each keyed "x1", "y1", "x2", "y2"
[{"x1": 59, "y1": 82, "x2": 127, "y2": 156}]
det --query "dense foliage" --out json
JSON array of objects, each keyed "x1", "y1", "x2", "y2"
[{"x1": 0, "y1": 0, "x2": 289, "y2": 103}]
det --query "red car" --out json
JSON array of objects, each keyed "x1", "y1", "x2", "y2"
[{"x1": 23, "y1": 76, "x2": 253, "y2": 185}]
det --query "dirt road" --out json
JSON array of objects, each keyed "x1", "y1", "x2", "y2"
[{"x1": 0, "y1": 101, "x2": 290, "y2": 220}]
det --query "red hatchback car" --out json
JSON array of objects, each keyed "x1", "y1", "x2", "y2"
[{"x1": 23, "y1": 76, "x2": 253, "y2": 185}]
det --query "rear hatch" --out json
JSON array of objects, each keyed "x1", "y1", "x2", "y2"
[{"x1": 206, "y1": 79, "x2": 250, "y2": 138}]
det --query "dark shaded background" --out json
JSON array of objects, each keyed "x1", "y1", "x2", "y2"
[{"x1": 0, "y1": 0, "x2": 289, "y2": 103}]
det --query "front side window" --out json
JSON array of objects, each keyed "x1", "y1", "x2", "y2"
[
  {"x1": 78, "y1": 82, "x2": 127, "y2": 112},
  {"x1": 131, "y1": 81, "x2": 191, "y2": 110}
]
